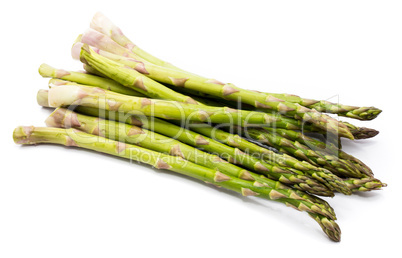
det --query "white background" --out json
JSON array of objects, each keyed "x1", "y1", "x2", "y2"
[{"x1": 1, "y1": 1, "x2": 401, "y2": 257}]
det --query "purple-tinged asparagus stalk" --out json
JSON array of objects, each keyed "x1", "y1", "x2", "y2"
[{"x1": 78, "y1": 33, "x2": 354, "y2": 139}]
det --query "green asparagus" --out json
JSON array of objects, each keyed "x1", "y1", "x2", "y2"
[
  {"x1": 46, "y1": 85, "x2": 282, "y2": 127},
  {"x1": 90, "y1": 12, "x2": 188, "y2": 72},
  {"x1": 264, "y1": 127, "x2": 374, "y2": 177},
  {"x1": 89, "y1": 12, "x2": 380, "y2": 122},
  {"x1": 77, "y1": 42, "x2": 353, "y2": 139},
  {"x1": 79, "y1": 44, "x2": 199, "y2": 104},
  {"x1": 39, "y1": 63, "x2": 144, "y2": 97},
  {"x1": 47, "y1": 107, "x2": 337, "y2": 219},
  {"x1": 185, "y1": 123, "x2": 351, "y2": 195},
  {"x1": 344, "y1": 178, "x2": 386, "y2": 192},
  {"x1": 13, "y1": 125, "x2": 341, "y2": 241},
  {"x1": 243, "y1": 127, "x2": 365, "y2": 179},
  {"x1": 40, "y1": 90, "x2": 332, "y2": 195}
]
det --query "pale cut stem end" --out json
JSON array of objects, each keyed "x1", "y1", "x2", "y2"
[
  {"x1": 81, "y1": 28, "x2": 130, "y2": 57},
  {"x1": 90, "y1": 12, "x2": 115, "y2": 37},
  {"x1": 81, "y1": 28, "x2": 103, "y2": 48},
  {"x1": 38, "y1": 63, "x2": 56, "y2": 78},
  {"x1": 13, "y1": 126, "x2": 35, "y2": 145},
  {"x1": 48, "y1": 85, "x2": 82, "y2": 107},
  {"x1": 71, "y1": 42, "x2": 83, "y2": 60},
  {"x1": 37, "y1": 89, "x2": 50, "y2": 107}
]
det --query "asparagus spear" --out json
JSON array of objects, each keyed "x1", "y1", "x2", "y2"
[
  {"x1": 79, "y1": 28, "x2": 150, "y2": 65},
  {"x1": 82, "y1": 63, "x2": 107, "y2": 77},
  {"x1": 185, "y1": 123, "x2": 351, "y2": 195},
  {"x1": 340, "y1": 121, "x2": 380, "y2": 139},
  {"x1": 41, "y1": 88, "x2": 332, "y2": 195},
  {"x1": 39, "y1": 90, "x2": 336, "y2": 212},
  {"x1": 189, "y1": 95, "x2": 379, "y2": 140},
  {"x1": 89, "y1": 12, "x2": 188, "y2": 72},
  {"x1": 253, "y1": 110, "x2": 378, "y2": 140},
  {"x1": 39, "y1": 64, "x2": 144, "y2": 97},
  {"x1": 180, "y1": 122, "x2": 314, "y2": 171},
  {"x1": 44, "y1": 74, "x2": 369, "y2": 178},
  {"x1": 243, "y1": 127, "x2": 364, "y2": 179},
  {"x1": 40, "y1": 90, "x2": 381, "y2": 193},
  {"x1": 44, "y1": 86, "x2": 330, "y2": 192},
  {"x1": 344, "y1": 178, "x2": 386, "y2": 192},
  {"x1": 40, "y1": 90, "x2": 379, "y2": 193},
  {"x1": 46, "y1": 85, "x2": 284, "y2": 127},
  {"x1": 258, "y1": 92, "x2": 382, "y2": 121},
  {"x1": 76, "y1": 45, "x2": 375, "y2": 141},
  {"x1": 48, "y1": 107, "x2": 336, "y2": 218},
  {"x1": 49, "y1": 77, "x2": 221, "y2": 107},
  {"x1": 89, "y1": 12, "x2": 380, "y2": 122},
  {"x1": 264, "y1": 127, "x2": 374, "y2": 177},
  {"x1": 78, "y1": 44, "x2": 199, "y2": 104},
  {"x1": 13, "y1": 126, "x2": 341, "y2": 241},
  {"x1": 306, "y1": 102, "x2": 381, "y2": 121},
  {"x1": 77, "y1": 37, "x2": 353, "y2": 140},
  {"x1": 13, "y1": 127, "x2": 234, "y2": 186},
  {"x1": 47, "y1": 82, "x2": 351, "y2": 133}
]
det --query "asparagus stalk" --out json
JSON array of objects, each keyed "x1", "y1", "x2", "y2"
[
  {"x1": 13, "y1": 126, "x2": 340, "y2": 241},
  {"x1": 39, "y1": 64, "x2": 144, "y2": 97},
  {"x1": 49, "y1": 86, "x2": 330, "y2": 191},
  {"x1": 39, "y1": 90, "x2": 379, "y2": 193},
  {"x1": 48, "y1": 107, "x2": 336, "y2": 219},
  {"x1": 181, "y1": 122, "x2": 314, "y2": 172},
  {"x1": 49, "y1": 77, "x2": 221, "y2": 107},
  {"x1": 45, "y1": 75, "x2": 369, "y2": 178},
  {"x1": 39, "y1": 91, "x2": 336, "y2": 213},
  {"x1": 77, "y1": 37, "x2": 353, "y2": 140},
  {"x1": 13, "y1": 126, "x2": 235, "y2": 186},
  {"x1": 78, "y1": 44, "x2": 199, "y2": 104},
  {"x1": 41, "y1": 82, "x2": 338, "y2": 181},
  {"x1": 185, "y1": 123, "x2": 351, "y2": 195},
  {"x1": 193, "y1": 95, "x2": 379, "y2": 140},
  {"x1": 262, "y1": 92, "x2": 382, "y2": 121},
  {"x1": 41, "y1": 89, "x2": 332, "y2": 195},
  {"x1": 47, "y1": 83, "x2": 350, "y2": 133},
  {"x1": 264, "y1": 127, "x2": 374, "y2": 177},
  {"x1": 89, "y1": 12, "x2": 380, "y2": 122},
  {"x1": 243, "y1": 127, "x2": 364, "y2": 179},
  {"x1": 39, "y1": 90, "x2": 379, "y2": 194},
  {"x1": 82, "y1": 63, "x2": 107, "y2": 77},
  {"x1": 77, "y1": 44, "x2": 376, "y2": 141},
  {"x1": 46, "y1": 85, "x2": 284, "y2": 127},
  {"x1": 89, "y1": 12, "x2": 188, "y2": 72},
  {"x1": 254, "y1": 110, "x2": 378, "y2": 140},
  {"x1": 79, "y1": 28, "x2": 150, "y2": 64}
]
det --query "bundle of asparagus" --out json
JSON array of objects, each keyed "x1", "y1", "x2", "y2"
[{"x1": 14, "y1": 12, "x2": 386, "y2": 242}]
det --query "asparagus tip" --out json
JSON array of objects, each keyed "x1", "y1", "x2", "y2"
[{"x1": 354, "y1": 127, "x2": 380, "y2": 139}]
